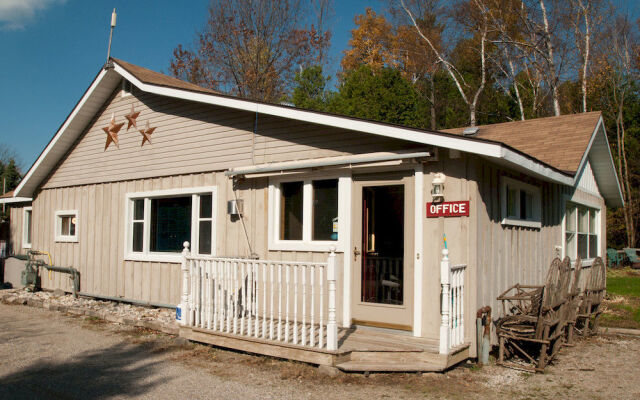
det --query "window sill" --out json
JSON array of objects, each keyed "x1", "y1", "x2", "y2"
[
  {"x1": 55, "y1": 236, "x2": 78, "y2": 243},
  {"x1": 22, "y1": 243, "x2": 32, "y2": 249},
  {"x1": 269, "y1": 240, "x2": 342, "y2": 253},
  {"x1": 501, "y1": 218, "x2": 541, "y2": 229},
  {"x1": 125, "y1": 252, "x2": 183, "y2": 263}
]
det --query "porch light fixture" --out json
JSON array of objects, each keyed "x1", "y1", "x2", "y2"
[{"x1": 431, "y1": 173, "x2": 446, "y2": 202}]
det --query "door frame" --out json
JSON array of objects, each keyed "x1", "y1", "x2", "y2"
[{"x1": 350, "y1": 171, "x2": 415, "y2": 332}]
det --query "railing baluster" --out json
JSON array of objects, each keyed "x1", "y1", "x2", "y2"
[
  {"x1": 310, "y1": 265, "x2": 315, "y2": 348},
  {"x1": 293, "y1": 264, "x2": 298, "y2": 345},
  {"x1": 233, "y1": 261, "x2": 238, "y2": 334},
  {"x1": 247, "y1": 262, "x2": 252, "y2": 337},
  {"x1": 240, "y1": 262, "x2": 246, "y2": 335},
  {"x1": 262, "y1": 263, "x2": 267, "y2": 339},
  {"x1": 278, "y1": 264, "x2": 283, "y2": 341},
  {"x1": 226, "y1": 260, "x2": 231, "y2": 333},
  {"x1": 189, "y1": 259, "x2": 195, "y2": 326},
  {"x1": 319, "y1": 265, "x2": 324, "y2": 349},
  {"x1": 302, "y1": 264, "x2": 307, "y2": 346},
  {"x1": 269, "y1": 263, "x2": 274, "y2": 340},
  {"x1": 285, "y1": 264, "x2": 290, "y2": 343},
  {"x1": 212, "y1": 260, "x2": 218, "y2": 331}
]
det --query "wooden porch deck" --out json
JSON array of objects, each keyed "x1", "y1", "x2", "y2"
[{"x1": 180, "y1": 325, "x2": 470, "y2": 372}]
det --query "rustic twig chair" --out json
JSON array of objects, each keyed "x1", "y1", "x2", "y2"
[
  {"x1": 496, "y1": 257, "x2": 572, "y2": 372},
  {"x1": 565, "y1": 258, "x2": 583, "y2": 346},
  {"x1": 575, "y1": 257, "x2": 606, "y2": 336}
]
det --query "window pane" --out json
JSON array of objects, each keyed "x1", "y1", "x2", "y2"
[
  {"x1": 200, "y1": 194, "x2": 212, "y2": 219},
  {"x1": 578, "y1": 208, "x2": 588, "y2": 233},
  {"x1": 280, "y1": 181, "x2": 303, "y2": 240},
  {"x1": 566, "y1": 232, "x2": 576, "y2": 259},
  {"x1": 566, "y1": 205, "x2": 576, "y2": 231},
  {"x1": 26, "y1": 210, "x2": 32, "y2": 244},
  {"x1": 589, "y1": 210, "x2": 597, "y2": 234},
  {"x1": 150, "y1": 196, "x2": 192, "y2": 252},
  {"x1": 70, "y1": 218, "x2": 76, "y2": 236},
  {"x1": 520, "y1": 190, "x2": 527, "y2": 219},
  {"x1": 578, "y1": 234, "x2": 588, "y2": 259},
  {"x1": 199, "y1": 221, "x2": 212, "y2": 254},
  {"x1": 134, "y1": 199, "x2": 144, "y2": 220},
  {"x1": 132, "y1": 222, "x2": 144, "y2": 252},
  {"x1": 312, "y1": 179, "x2": 338, "y2": 241},
  {"x1": 507, "y1": 187, "x2": 517, "y2": 218},
  {"x1": 61, "y1": 217, "x2": 70, "y2": 236},
  {"x1": 589, "y1": 234, "x2": 598, "y2": 258}
]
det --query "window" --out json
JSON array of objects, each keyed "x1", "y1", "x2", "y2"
[
  {"x1": 23, "y1": 207, "x2": 32, "y2": 248},
  {"x1": 125, "y1": 187, "x2": 216, "y2": 262},
  {"x1": 55, "y1": 210, "x2": 78, "y2": 242},
  {"x1": 565, "y1": 202, "x2": 599, "y2": 261},
  {"x1": 269, "y1": 176, "x2": 346, "y2": 252},
  {"x1": 501, "y1": 177, "x2": 541, "y2": 228}
]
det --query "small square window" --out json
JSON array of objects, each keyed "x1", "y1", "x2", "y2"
[{"x1": 55, "y1": 210, "x2": 78, "y2": 242}]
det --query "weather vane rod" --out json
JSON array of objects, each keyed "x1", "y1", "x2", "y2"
[{"x1": 106, "y1": 8, "x2": 117, "y2": 63}]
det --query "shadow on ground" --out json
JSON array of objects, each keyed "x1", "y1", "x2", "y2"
[{"x1": 0, "y1": 341, "x2": 172, "y2": 399}]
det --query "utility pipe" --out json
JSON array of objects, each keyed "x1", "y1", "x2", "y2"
[
  {"x1": 42, "y1": 265, "x2": 79, "y2": 298},
  {"x1": 77, "y1": 292, "x2": 176, "y2": 309},
  {"x1": 476, "y1": 306, "x2": 492, "y2": 365}
]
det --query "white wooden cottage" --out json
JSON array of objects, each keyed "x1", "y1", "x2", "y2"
[{"x1": 1, "y1": 58, "x2": 623, "y2": 371}]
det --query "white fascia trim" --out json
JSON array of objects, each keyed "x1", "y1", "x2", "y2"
[
  {"x1": 114, "y1": 63, "x2": 571, "y2": 185},
  {"x1": 0, "y1": 197, "x2": 33, "y2": 204},
  {"x1": 14, "y1": 69, "x2": 110, "y2": 198},
  {"x1": 573, "y1": 117, "x2": 601, "y2": 187}
]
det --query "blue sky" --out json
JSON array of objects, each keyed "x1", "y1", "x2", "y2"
[
  {"x1": 0, "y1": 0, "x2": 378, "y2": 171},
  {"x1": 0, "y1": 0, "x2": 638, "y2": 171}
]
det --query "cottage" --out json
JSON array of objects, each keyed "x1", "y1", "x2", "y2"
[{"x1": 1, "y1": 59, "x2": 622, "y2": 371}]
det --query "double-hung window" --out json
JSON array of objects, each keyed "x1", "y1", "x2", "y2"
[
  {"x1": 269, "y1": 176, "x2": 347, "y2": 251},
  {"x1": 565, "y1": 202, "x2": 599, "y2": 261},
  {"x1": 23, "y1": 207, "x2": 32, "y2": 248},
  {"x1": 125, "y1": 187, "x2": 216, "y2": 262},
  {"x1": 501, "y1": 177, "x2": 541, "y2": 228},
  {"x1": 55, "y1": 210, "x2": 78, "y2": 242}
]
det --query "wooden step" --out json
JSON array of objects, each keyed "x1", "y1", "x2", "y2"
[{"x1": 336, "y1": 360, "x2": 446, "y2": 372}]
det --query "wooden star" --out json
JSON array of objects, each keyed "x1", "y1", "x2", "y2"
[
  {"x1": 124, "y1": 104, "x2": 140, "y2": 131},
  {"x1": 139, "y1": 120, "x2": 156, "y2": 146},
  {"x1": 102, "y1": 114, "x2": 125, "y2": 151}
]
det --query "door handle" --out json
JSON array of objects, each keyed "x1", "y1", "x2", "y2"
[{"x1": 353, "y1": 246, "x2": 361, "y2": 261}]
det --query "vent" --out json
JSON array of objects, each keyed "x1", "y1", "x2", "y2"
[{"x1": 462, "y1": 127, "x2": 479, "y2": 136}]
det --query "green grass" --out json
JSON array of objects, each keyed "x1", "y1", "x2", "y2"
[{"x1": 601, "y1": 268, "x2": 640, "y2": 329}]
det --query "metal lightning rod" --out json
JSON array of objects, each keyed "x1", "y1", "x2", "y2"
[{"x1": 106, "y1": 8, "x2": 117, "y2": 63}]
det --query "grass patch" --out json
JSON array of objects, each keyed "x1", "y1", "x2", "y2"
[{"x1": 601, "y1": 268, "x2": 640, "y2": 329}]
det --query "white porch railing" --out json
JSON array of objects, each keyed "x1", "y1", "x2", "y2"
[
  {"x1": 179, "y1": 242, "x2": 338, "y2": 351},
  {"x1": 439, "y1": 248, "x2": 466, "y2": 354}
]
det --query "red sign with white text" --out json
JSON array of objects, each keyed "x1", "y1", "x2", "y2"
[{"x1": 426, "y1": 201, "x2": 470, "y2": 218}]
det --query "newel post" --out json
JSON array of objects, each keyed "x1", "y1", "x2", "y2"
[
  {"x1": 326, "y1": 246, "x2": 338, "y2": 351},
  {"x1": 179, "y1": 241, "x2": 190, "y2": 326},
  {"x1": 439, "y1": 248, "x2": 451, "y2": 355}
]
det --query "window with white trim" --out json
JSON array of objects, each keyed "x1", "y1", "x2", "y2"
[
  {"x1": 269, "y1": 176, "x2": 346, "y2": 251},
  {"x1": 565, "y1": 203, "x2": 599, "y2": 260},
  {"x1": 23, "y1": 207, "x2": 32, "y2": 248},
  {"x1": 55, "y1": 210, "x2": 78, "y2": 242},
  {"x1": 501, "y1": 177, "x2": 541, "y2": 228},
  {"x1": 126, "y1": 187, "x2": 216, "y2": 262}
]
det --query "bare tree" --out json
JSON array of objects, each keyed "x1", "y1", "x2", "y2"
[
  {"x1": 400, "y1": 0, "x2": 489, "y2": 126},
  {"x1": 170, "y1": 0, "x2": 332, "y2": 102}
]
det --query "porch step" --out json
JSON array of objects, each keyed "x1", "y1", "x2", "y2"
[{"x1": 335, "y1": 360, "x2": 445, "y2": 372}]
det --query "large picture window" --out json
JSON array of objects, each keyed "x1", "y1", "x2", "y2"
[
  {"x1": 500, "y1": 177, "x2": 541, "y2": 228},
  {"x1": 565, "y1": 202, "x2": 599, "y2": 261},
  {"x1": 269, "y1": 176, "x2": 346, "y2": 252},
  {"x1": 125, "y1": 187, "x2": 216, "y2": 262}
]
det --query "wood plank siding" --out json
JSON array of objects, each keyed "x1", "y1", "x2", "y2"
[{"x1": 43, "y1": 85, "x2": 423, "y2": 189}]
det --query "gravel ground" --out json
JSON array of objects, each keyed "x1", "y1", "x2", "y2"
[{"x1": 1, "y1": 302, "x2": 639, "y2": 400}]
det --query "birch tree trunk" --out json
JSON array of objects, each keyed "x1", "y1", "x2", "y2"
[{"x1": 538, "y1": 0, "x2": 561, "y2": 116}]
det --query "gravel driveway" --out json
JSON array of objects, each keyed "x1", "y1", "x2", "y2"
[{"x1": 1, "y1": 303, "x2": 639, "y2": 399}]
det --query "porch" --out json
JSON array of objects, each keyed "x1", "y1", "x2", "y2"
[{"x1": 177, "y1": 243, "x2": 470, "y2": 372}]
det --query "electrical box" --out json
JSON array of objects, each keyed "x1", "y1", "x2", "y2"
[{"x1": 227, "y1": 199, "x2": 243, "y2": 216}]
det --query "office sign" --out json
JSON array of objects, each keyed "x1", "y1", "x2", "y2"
[{"x1": 426, "y1": 201, "x2": 470, "y2": 218}]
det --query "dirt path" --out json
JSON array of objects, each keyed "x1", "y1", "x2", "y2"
[{"x1": 1, "y1": 303, "x2": 639, "y2": 399}]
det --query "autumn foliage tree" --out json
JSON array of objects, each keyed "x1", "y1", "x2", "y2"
[{"x1": 170, "y1": 0, "x2": 332, "y2": 102}]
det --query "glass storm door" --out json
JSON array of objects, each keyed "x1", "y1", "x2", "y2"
[{"x1": 351, "y1": 174, "x2": 414, "y2": 331}]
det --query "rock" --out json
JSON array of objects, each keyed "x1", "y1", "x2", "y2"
[
  {"x1": 52, "y1": 289, "x2": 65, "y2": 298},
  {"x1": 318, "y1": 365, "x2": 342, "y2": 377}
]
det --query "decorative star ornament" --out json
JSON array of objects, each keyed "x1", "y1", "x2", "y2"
[
  {"x1": 102, "y1": 113, "x2": 125, "y2": 151},
  {"x1": 139, "y1": 120, "x2": 156, "y2": 146},
  {"x1": 124, "y1": 104, "x2": 140, "y2": 131}
]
